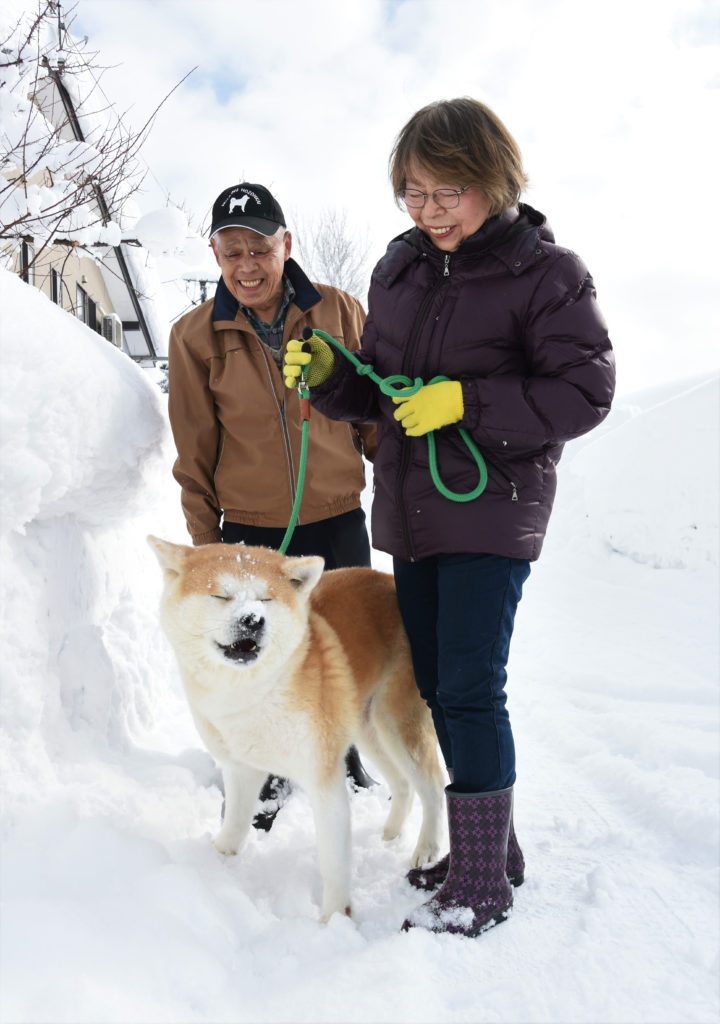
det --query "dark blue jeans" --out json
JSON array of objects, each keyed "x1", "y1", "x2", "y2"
[{"x1": 393, "y1": 553, "x2": 531, "y2": 793}]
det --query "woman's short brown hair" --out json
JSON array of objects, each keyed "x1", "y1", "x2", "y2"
[{"x1": 390, "y1": 97, "x2": 528, "y2": 216}]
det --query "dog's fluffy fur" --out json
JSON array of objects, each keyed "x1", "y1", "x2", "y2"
[{"x1": 148, "y1": 538, "x2": 445, "y2": 921}]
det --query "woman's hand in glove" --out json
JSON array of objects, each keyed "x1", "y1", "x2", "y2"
[{"x1": 392, "y1": 380, "x2": 463, "y2": 436}]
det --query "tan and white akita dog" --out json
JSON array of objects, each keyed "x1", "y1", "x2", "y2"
[{"x1": 148, "y1": 537, "x2": 445, "y2": 922}]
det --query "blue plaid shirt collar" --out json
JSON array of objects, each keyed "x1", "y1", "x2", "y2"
[{"x1": 240, "y1": 276, "x2": 295, "y2": 351}]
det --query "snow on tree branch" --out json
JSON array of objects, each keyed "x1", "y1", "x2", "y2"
[{"x1": 0, "y1": 1, "x2": 194, "y2": 271}]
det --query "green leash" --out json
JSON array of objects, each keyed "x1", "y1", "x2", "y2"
[
  {"x1": 309, "y1": 328, "x2": 488, "y2": 503},
  {"x1": 279, "y1": 378, "x2": 311, "y2": 555},
  {"x1": 278, "y1": 328, "x2": 488, "y2": 554}
]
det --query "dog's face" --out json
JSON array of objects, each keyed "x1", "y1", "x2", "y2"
[{"x1": 148, "y1": 537, "x2": 324, "y2": 675}]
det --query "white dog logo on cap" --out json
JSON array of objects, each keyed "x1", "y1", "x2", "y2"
[
  {"x1": 228, "y1": 195, "x2": 250, "y2": 214},
  {"x1": 210, "y1": 182, "x2": 286, "y2": 240}
]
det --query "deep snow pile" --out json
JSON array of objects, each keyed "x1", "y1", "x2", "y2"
[
  {"x1": 0, "y1": 269, "x2": 718, "y2": 1024},
  {"x1": 0, "y1": 269, "x2": 171, "y2": 811}
]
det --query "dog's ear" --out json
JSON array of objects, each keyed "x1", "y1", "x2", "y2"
[
  {"x1": 147, "y1": 535, "x2": 189, "y2": 577},
  {"x1": 283, "y1": 555, "x2": 324, "y2": 595}
]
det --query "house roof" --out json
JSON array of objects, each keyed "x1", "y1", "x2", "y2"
[
  {"x1": 98, "y1": 246, "x2": 166, "y2": 360},
  {"x1": 42, "y1": 67, "x2": 166, "y2": 362}
]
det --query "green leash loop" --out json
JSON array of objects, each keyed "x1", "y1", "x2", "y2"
[
  {"x1": 279, "y1": 330, "x2": 489, "y2": 553},
  {"x1": 308, "y1": 329, "x2": 488, "y2": 504}
]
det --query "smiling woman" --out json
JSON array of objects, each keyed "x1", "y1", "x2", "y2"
[
  {"x1": 398, "y1": 175, "x2": 493, "y2": 252},
  {"x1": 390, "y1": 97, "x2": 528, "y2": 217},
  {"x1": 295, "y1": 95, "x2": 616, "y2": 940}
]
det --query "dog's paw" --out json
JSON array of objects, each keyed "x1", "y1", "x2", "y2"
[
  {"x1": 320, "y1": 904, "x2": 353, "y2": 924},
  {"x1": 409, "y1": 838, "x2": 441, "y2": 869},
  {"x1": 382, "y1": 823, "x2": 402, "y2": 842},
  {"x1": 213, "y1": 831, "x2": 239, "y2": 856}
]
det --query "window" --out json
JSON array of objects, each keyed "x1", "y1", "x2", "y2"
[
  {"x1": 76, "y1": 283, "x2": 87, "y2": 323},
  {"x1": 51, "y1": 268, "x2": 62, "y2": 306},
  {"x1": 88, "y1": 296, "x2": 98, "y2": 333},
  {"x1": 21, "y1": 241, "x2": 35, "y2": 285}
]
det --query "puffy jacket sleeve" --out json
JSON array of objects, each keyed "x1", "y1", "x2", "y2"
[
  {"x1": 310, "y1": 306, "x2": 382, "y2": 425},
  {"x1": 337, "y1": 291, "x2": 379, "y2": 459},
  {"x1": 460, "y1": 252, "x2": 615, "y2": 450},
  {"x1": 168, "y1": 321, "x2": 222, "y2": 545}
]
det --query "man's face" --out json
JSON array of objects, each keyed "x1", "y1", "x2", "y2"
[{"x1": 211, "y1": 227, "x2": 291, "y2": 321}]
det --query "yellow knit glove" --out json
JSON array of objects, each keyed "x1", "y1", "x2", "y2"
[
  {"x1": 283, "y1": 337, "x2": 336, "y2": 388},
  {"x1": 392, "y1": 380, "x2": 464, "y2": 436}
]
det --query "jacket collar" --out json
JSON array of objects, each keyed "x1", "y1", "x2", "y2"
[
  {"x1": 373, "y1": 203, "x2": 554, "y2": 287},
  {"x1": 212, "y1": 257, "x2": 322, "y2": 325}
]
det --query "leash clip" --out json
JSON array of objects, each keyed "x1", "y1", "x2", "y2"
[{"x1": 298, "y1": 372, "x2": 311, "y2": 421}]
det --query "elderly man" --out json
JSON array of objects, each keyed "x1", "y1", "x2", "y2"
[{"x1": 168, "y1": 183, "x2": 378, "y2": 826}]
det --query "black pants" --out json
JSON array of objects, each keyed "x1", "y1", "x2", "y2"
[{"x1": 221, "y1": 508, "x2": 371, "y2": 570}]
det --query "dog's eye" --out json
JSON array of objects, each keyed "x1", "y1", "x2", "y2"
[
  {"x1": 211, "y1": 594, "x2": 232, "y2": 601},
  {"x1": 259, "y1": 597, "x2": 273, "y2": 603}
]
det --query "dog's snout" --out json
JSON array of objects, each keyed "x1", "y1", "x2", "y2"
[
  {"x1": 240, "y1": 613, "x2": 264, "y2": 633},
  {"x1": 217, "y1": 611, "x2": 265, "y2": 664}
]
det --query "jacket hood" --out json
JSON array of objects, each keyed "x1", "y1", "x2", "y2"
[
  {"x1": 212, "y1": 257, "x2": 322, "y2": 323},
  {"x1": 372, "y1": 203, "x2": 554, "y2": 289}
]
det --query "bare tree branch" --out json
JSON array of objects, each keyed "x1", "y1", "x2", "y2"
[
  {"x1": 293, "y1": 208, "x2": 371, "y2": 303},
  {"x1": 0, "y1": 1, "x2": 195, "y2": 274}
]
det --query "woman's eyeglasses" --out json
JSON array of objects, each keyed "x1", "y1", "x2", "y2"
[{"x1": 397, "y1": 186, "x2": 471, "y2": 210}]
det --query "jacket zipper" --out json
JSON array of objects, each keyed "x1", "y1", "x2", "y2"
[
  {"x1": 482, "y1": 452, "x2": 519, "y2": 501},
  {"x1": 213, "y1": 433, "x2": 226, "y2": 482},
  {"x1": 256, "y1": 341, "x2": 298, "y2": 508},
  {"x1": 396, "y1": 254, "x2": 451, "y2": 559}
]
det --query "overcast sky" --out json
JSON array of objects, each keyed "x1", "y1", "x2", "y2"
[{"x1": 67, "y1": 0, "x2": 719, "y2": 393}]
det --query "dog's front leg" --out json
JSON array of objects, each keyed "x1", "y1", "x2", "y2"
[
  {"x1": 213, "y1": 761, "x2": 266, "y2": 856},
  {"x1": 308, "y1": 771, "x2": 353, "y2": 922}
]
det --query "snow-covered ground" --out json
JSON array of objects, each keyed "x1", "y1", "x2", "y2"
[{"x1": 1, "y1": 268, "x2": 718, "y2": 1024}]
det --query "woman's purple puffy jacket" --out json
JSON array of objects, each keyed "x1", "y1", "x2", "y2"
[{"x1": 310, "y1": 204, "x2": 615, "y2": 562}]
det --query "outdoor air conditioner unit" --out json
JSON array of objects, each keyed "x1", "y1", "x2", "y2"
[{"x1": 102, "y1": 313, "x2": 123, "y2": 349}]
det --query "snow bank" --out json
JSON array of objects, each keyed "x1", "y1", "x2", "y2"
[
  {"x1": 0, "y1": 271, "x2": 167, "y2": 534},
  {"x1": 564, "y1": 375, "x2": 719, "y2": 569},
  {"x1": 0, "y1": 269, "x2": 173, "y2": 810}
]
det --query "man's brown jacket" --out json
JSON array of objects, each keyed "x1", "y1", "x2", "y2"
[{"x1": 168, "y1": 260, "x2": 376, "y2": 545}]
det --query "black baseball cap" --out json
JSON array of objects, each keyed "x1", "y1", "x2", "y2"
[{"x1": 209, "y1": 183, "x2": 286, "y2": 240}]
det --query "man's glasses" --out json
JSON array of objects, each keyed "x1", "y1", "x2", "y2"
[
  {"x1": 220, "y1": 246, "x2": 277, "y2": 261},
  {"x1": 396, "y1": 186, "x2": 471, "y2": 211}
]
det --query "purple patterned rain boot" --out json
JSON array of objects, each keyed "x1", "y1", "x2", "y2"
[
  {"x1": 506, "y1": 820, "x2": 525, "y2": 886},
  {"x1": 402, "y1": 787, "x2": 514, "y2": 937},
  {"x1": 406, "y1": 852, "x2": 450, "y2": 892},
  {"x1": 406, "y1": 814, "x2": 525, "y2": 891}
]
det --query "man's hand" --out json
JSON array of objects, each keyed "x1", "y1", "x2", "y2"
[
  {"x1": 392, "y1": 380, "x2": 464, "y2": 436},
  {"x1": 283, "y1": 336, "x2": 336, "y2": 388}
]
